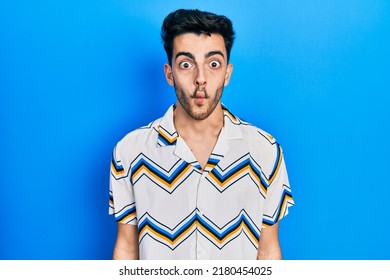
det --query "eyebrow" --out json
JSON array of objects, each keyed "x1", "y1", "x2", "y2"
[
  {"x1": 205, "y1": 50, "x2": 225, "y2": 59},
  {"x1": 175, "y1": 50, "x2": 225, "y2": 61},
  {"x1": 175, "y1": 52, "x2": 195, "y2": 60}
]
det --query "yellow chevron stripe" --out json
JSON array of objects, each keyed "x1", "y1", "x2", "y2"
[
  {"x1": 266, "y1": 133, "x2": 274, "y2": 141},
  {"x1": 223, "y1": 109, "x2": 239, "y2": 123},
  {"x1": 139, "y1": 222, "x2": 197, "y2": 245},
  {"x1": 261, "y1": 193, "x2": 293, "y2": 228},
  {"x1": 205, "y1": 163, "x2": 217, "y2": 169},
  {"x1": 118, "y1": 211, "x2": 137, "y2": 223},
  {"x1": 111, "y1": 162, "x2": 125, "y2": 175},
  {"x1": 197, "y1": 220, "x2": 258, "y2": 245},
  {"x1": 208, "y1": 165, "x2": 249, "y2": 186},
  {"x1": 132, "y1": 164, "x2": 192, "y2": 188},
  {"x1": 278, "y1": 194, "x2": 293, "y2": 222},
  {"x1": 208, "y1": 165, "x2": 266, "y2": 193},
  {"x1": 139, "y1": 219, "x2": 258, "y2": 247},
  {"x1": 158, "y1": 128, "x2": 178, "y2": 144},
  {"x1": 243, "y1": 222, "x2": 259, "y2": 244}
]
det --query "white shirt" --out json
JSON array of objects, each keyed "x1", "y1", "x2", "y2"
[{"x1": 109, "y1": 105, "x2": 294, "y2": 259}]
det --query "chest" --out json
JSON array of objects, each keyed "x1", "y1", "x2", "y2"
[
  {"x1": 184, "y1": 136, "x2": 218, "y2": 170},
  {"x1": 131, "y1": 146, "x2": 266, "y2": 252}
]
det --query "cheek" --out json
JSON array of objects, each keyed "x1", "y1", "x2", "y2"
[
  {"x1": 173, "y1": 72, "x2": 196, "y2": 87},
  {"x1": 209, "y1": 72, "x2": 228, "y2": 87}
]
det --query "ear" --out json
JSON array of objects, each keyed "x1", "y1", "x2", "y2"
[
  {"x1": 164, "y1": 63, "x2": 174, "y2": 86},
  {"x1": 224, "y1": 63, "x2": 233, "y2": 86}
]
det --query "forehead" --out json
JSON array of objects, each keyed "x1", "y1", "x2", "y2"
[{"x1": 172, "y1": 33, "x2": 227, "y2": 58}]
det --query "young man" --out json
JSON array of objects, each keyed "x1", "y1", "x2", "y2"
[{"x1": 109, "y1": 9, "x2": 294, "y2": 260}]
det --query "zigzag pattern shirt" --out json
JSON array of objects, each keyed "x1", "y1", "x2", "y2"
[{"x1": 109, "y1": 105, "x2": 294, "y2": 259}]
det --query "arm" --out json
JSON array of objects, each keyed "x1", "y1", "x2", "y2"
[
  {"x1": 257, "y1": 222, "x2": 282, "y2": 260},
  {"x1": 112, "y1": 223, "x2": 139, "y2": 260}
]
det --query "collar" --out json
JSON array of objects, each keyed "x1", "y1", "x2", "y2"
[
  {"x1": 157, "y1": 104, "x2": 244, "y2": 171},
  {"x1": 156, "y1": 105, "x2": 179, "y2": 147},
  {"x1": 156, "y1": 104, "x2": 243, "y2": 148}
]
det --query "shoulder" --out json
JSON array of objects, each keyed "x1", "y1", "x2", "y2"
[
  {"x1": 243, "y1": 123, "x2": 285, "y2": 180},
  {"x1": 114, "y1": 116, "x2": 163, "y2": 154},
  {"x1": 224, "y1": 109, "x2": 284, "y2": 178},
  {"x1": 224, "y1": 108, "x2": 279, "y2": 149},
  {"x1": 242, "y1": 123, "x2": 279, "y2": 151}
]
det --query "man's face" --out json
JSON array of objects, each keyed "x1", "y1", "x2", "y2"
[{"x1": 164, "y1": 33, "x2": 233, "y2": 120}]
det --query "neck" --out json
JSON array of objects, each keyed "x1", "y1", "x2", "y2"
[{"x1": 173, "y1": 103, "x2": 224, "y2": 137}]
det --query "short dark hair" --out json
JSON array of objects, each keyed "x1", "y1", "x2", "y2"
[{"x1": 161, "y1": 9, "x2": 235, "y2": 65}]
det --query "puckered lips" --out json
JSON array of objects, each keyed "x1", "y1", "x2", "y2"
[{"x1": 193, "y1": 88, "x2": 207, "y2": 106}]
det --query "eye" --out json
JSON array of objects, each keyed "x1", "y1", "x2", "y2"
[
  {"x1": 179, "y1": 61, "x2": 192, "y2": 69},
  {"x1": 209, "y1": 60, "x2": 221, "y2": 68}
]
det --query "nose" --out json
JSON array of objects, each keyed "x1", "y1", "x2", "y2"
[{"x1": 194, "y1": 66, "x2": 206, "y2": 87}]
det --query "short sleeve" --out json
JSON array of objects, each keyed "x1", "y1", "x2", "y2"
[
  {"x1": 261, "y1": 144, "x2": 294, "y2": 228},
  {"x1": 109, "y1": 144, "x2": 137, "y2": 225}
]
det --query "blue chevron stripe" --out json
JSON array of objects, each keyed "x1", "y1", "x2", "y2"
[
  {"x1": 116, "y1": 206, "x2": 136, "y2": 222},
  {"x1": 139, "y1": 214, "x2": 197, "y2": 241},
  {"x1": 138, "y1": 210, "x2": 260, "y2": 248},
  {"x1": 157, "y1": 125, "x2": 178, "y2": 147},
  {"x1": 211, "y1": 159, "x2": 247, "y2": 179},
  {"x1": 207, "y1": 159, "x2": 219, "y2": 166},
  {"x1": 269, "y1": 143, "x2": 281, "y2": 181},
  {"x1": 131, "y1": 158, "x2": 190, "y2": 184},
  {"x1": 211, "y1": 158, "x2": 258, "y2": 179},
  {"x1": 111, "y1": 151, "x2": 124, "y2": 174},
  {"x1": 194, "y1": 164, "x2": 202, "y2": 170},
  {"x1": 197, "y1": 213, "x2": 259, "y2": 241},
  {"x1": 207, "y1": 155, "x2": 221, "y2": 165},
  {"x1": 262, "y1": 188, "x2": 293, "y2": 226},
  {"x1": 210, "y1": 158, "x2": 266, "y2": 188},
  {"x1": 157, "y1": 133, "x2": 177, "y2": 146}
]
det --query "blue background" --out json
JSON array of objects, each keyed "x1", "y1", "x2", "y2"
[{"x1": 1, "y1": 0, "x2": 389, "y2": 260}]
